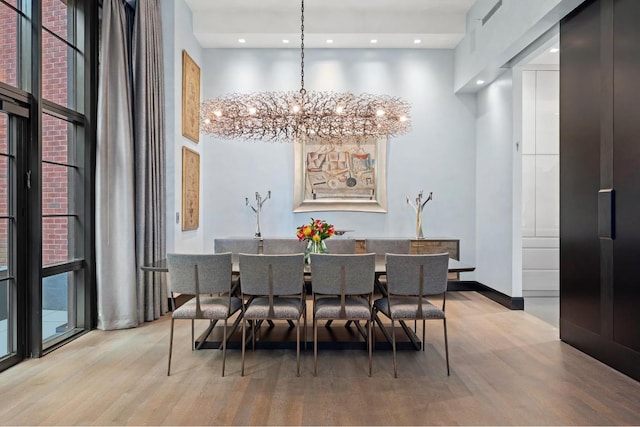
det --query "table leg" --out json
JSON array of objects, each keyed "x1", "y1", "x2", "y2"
[
  {"x1": 196, "y1": 319, "x2": 219, "y2": 350},
  {"x1": 373, "y1": 273, "x2": 422, "y2": 350}
]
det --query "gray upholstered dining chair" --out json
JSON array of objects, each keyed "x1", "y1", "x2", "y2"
[
  {"x1": 214, "y1": 238, "x2": 260, "y2": 264},
  {"x1": 239, "y1": 253, "x2": 306, "y2": 376},
  {"x1": 373, "y1": 253, "x2": 450, "y2": 378},
  {"x1": 364, "y1": 238, "x2": 411, "y2": 256},
  {"x1": 166, "y1": 253, "x2": 242, "y2": 377},
  {"x1": 262, "y1": 238, "x2": 307, "y2": 254},
  {"x1": 323, "y1": 238, "x2": 356, "y2": 254},
  {"x1": 365, "y1": 239, "x2": 411, "y2": 288},
  {"x1": 310, "y1": 253, "x2": 376, "y2": 376}
]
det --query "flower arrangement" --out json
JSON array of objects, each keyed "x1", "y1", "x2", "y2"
[
  {"x1": 296, "y1": 218, "x2": 335, "y2": 263},
  {"x1": 296, "y1": 218, "x2": 335, "y2": 243}
]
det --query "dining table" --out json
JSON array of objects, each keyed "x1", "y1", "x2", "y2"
[
  {"x1": 141, "y1": 256, "x2": 474, "y2": 276},
  {"x1": 141, "y1": 256, "x2": 475, "y2": 351}
]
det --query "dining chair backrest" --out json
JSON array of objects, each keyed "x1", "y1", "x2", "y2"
[
  {"x1": 167, "y1": 253, "x2": 233, "y2": 295},
  {"x1": 262, "y1": 238, "x2": 307, "y2": 254},
  {"x1": 364, "y1": 239, "x2": 411, "y2": 256},
  {"x1": 310, "y1": 253, "x2": 375, "y2": 295},
  {"x1": 323, "y1": 239, "x2": 356, "y2": 254},
  {"x1": 385, "y1": 253, "x2": 449, "y2": 297},
  {"x1": 239, "y1": 253, "x2": 305, "y2": 296},
  {"x1": 214, "y1": 238, "x2": 260, "y2": 263}
]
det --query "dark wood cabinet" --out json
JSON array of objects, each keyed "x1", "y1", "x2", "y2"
[{"x1": 560, "y1": 0, "x2": 640, "y2": 381}]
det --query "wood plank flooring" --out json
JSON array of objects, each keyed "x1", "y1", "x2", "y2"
[{"x1": 1, "y1": 291, "x2": 639, "y2": 425}]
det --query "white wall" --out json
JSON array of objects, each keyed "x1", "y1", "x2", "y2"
[
  {"x1": 160, "y1": 0, "x2": 204, "y2": 253},
  {"x1": 198, "y1": 49, "x2": 478, "y2": 275},
  {"x1": 475, "y1": 70, "x2": 521, "y2": 297}
]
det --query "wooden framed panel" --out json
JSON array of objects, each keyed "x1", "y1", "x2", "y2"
[
  {"x1": 181, "y1": 147, "x2": 200, "y2": 231},
  {"x1": 181, "y1": 50, "x2": 200, "y2": 142}
]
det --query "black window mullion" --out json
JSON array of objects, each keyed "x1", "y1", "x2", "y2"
[
  {"x1": 42, "y1": 26, "x2": 79, "y2": 54},
  {"x1": 24, "y1": 0, "x2": 44, "y2": 358},
  {"x1": 41, "y1": 258, "x2": 84, "y2": 278},
  {"x1": 42, "y1": 213, "x2": 77, "y2": 218},
  {"x1": 42, "y1": 159, "x2": 78, "y2": 169},
  {"x1": 42, "y1": 101, "x2": 83, "y2": 124}
]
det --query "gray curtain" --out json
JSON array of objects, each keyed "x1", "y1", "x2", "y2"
[
  {"x1": 132, "y1": 0, "x2": 167, "y2": 322},
  {"x1": 96, "y1": 0, "x2": 167, "y2": 329},
  {"x1": 96, "y1": 0, "x2": 138, "y2": 329}
]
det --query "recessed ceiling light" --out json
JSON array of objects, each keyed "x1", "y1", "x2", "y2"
[
  {"x1": 414, "y1": 39, "x2": 421, "y2": 44},
  {"x1": 550, "y1": 47, "x2": 560, "y2": 53},
  {"x1": 282, "y1": 39, "x2": 290, "y2": 44},
  {"x1": 326, "y1": 39, "x2": 333, "y2": 44},
  {"x1": 238, "y1": 38, "x2": 246, "y2": 44},
  {"x1": 370, "y1": 39, "x2": 378, "y2": 44},
  {"x1": 476, "y1": 80, "x2": 485, "y2": 85}
]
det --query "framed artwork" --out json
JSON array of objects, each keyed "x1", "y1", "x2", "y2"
[
  {"x1": 182, "y1": 50, "x2": 200, "y2": 142},
  {"x1": 181, "y1": 146, "x2": 200, "y2": 230},
  {"x1": 293, "y1": 136, "x2": 388, "y2": 212}
]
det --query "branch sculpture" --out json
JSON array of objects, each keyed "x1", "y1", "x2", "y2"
[
  {"x1": 246, "y1": 191, "x2": 271, "y2": 237},
  {"x1": 406, "y1": 191, "x2": 433, "y2": 239}
]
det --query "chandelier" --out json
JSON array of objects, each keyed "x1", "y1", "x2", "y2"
[{"x1": 200, "y1": 0, "x2": 411, "y2": 142}]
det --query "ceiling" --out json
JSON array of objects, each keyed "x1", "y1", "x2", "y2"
[
  {"x1": 183, "y1": 0, "x2": 478, "y2": 49},
  {"x1": 527, "y1": 44, "x2": 560, "y2": 66}
]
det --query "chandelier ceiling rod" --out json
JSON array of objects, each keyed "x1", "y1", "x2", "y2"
[
  {"x1": 199, "y1": 0, "x2": 411, "y2": 142},
  {"x1": 300, "y1": 0, "x2": 305, "y2": 96}
]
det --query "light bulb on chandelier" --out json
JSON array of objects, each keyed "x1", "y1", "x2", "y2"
[{"x1": 200, "y1": 0, "x2": 411, "y2": 142}]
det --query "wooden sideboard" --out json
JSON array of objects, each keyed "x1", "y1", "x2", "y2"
[
  {"x1": 355, "y1": 238, "x2": 460, "y2": 279},
  {"x1": 353, "y1": 238, "x2": 459, "y2": 258}
]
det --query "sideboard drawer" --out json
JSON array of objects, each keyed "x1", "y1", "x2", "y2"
[{"x1": 410, "y1": 240, "x2": 459, "y2": 260}]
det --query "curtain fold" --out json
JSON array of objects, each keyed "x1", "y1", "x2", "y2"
[
  {"x1": 96, "y1": 0, "x2": 138, "y2": 330},
  {"x1": 96, "y1": 0, "x2": 166, "y2": 329},
  {"x1": 132, "y1": 0, "x2": 167, "y2": 322}
]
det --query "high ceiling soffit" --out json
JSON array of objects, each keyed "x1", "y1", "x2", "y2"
[{"x1": 184, "y1": 0, "x2": 478, "y2": 49}]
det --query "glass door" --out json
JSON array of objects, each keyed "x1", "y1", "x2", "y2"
[
  {"x1": 0, "y1": 111, "x2": 12, "y2": 360},
  {"x1": 0, "y1": 102, "x2": 28, "y2": 370}
]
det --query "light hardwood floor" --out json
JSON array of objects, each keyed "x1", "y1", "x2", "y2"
[{"x1": 1, "y1": 291, "x2": 639, "y2": 425}]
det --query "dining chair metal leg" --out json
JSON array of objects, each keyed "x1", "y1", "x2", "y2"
[
  {"x1": 313, "y1": 315, "x2": 318, "y2": 376},
  {"x1": 303, "y1": 305, "x2": 307, "y2": 351},
  {"x1": 296, "y1": 317, "x2": 301, "y2": 377},
  {"x1": 222, "y1": 318, "x2": 228, "y2": 377},
  {"x1": 167, "y1": 318, "x2": 175, "y2": 376},
  {"x1": 371, "y1": 310, "x2": 376, "y2": 350},
  {"x1": 444, "y1": 317, "x2": 450, "y2": 376},
  {"x1": 368, "y1": 319, "x2": 372, "y2": 377},
  {"x1": 191, "y1": 319, "x2": 195, "y2": 351},
  {"x1": 241, "y1": 317, "x2": 246, "y2": 376},
  {"x1": 422, "y1": 319, "x2": 426, "y2": 352},
  {"x1": 391, "y1": 319, "x2": 397, "y2": 378}
]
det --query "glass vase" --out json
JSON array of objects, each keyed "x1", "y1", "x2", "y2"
[{"x1": 305, "y1": 240, "x2": 328, "y2": 264}]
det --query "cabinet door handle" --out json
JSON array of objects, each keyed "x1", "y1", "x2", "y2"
[{"x1": 26, "y1": 170, "x2": 31, "y2": 190}]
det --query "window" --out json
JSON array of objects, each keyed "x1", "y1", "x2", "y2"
[{"x1": 0, "y1": 0, "x2": 98, "y2": 369}]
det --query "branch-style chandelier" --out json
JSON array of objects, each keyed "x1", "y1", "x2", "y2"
[{"x1": 200, "y1": 0, "x2": 411, "y2": 142}]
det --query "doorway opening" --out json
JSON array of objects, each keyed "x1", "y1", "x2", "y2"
[{"x1": 518, "y1": 35, "x2": 560, "y2": 328}]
